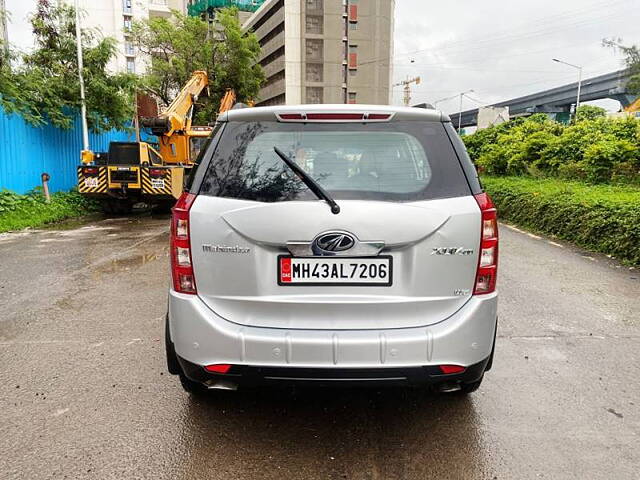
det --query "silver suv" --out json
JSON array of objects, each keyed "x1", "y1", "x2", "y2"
[{"x1": 165, "y1": 105, "x2": 498, "y2": 394}]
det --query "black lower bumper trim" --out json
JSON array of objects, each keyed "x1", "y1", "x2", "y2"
[{"x1": 176, "y1": 355, "x2": 490, "y2": 389}]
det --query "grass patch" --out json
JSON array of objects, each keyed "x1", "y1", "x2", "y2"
[
  {"x1": 0, "y1": 189, "x2": 99, "y2": 233},
  {"x1": 482, "y1": 176, "x2": 640, "y2": 266}
]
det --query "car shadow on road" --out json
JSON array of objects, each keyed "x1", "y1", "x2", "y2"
[{"x1": 176, "y1": 387, "x2": 491, "y2": 479}]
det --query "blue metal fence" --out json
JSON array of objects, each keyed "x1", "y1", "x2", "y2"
[{"x1": 0, "y1": 110, "x2": 151, "y2": 194}]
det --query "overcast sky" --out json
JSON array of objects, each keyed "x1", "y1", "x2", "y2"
[
  {"x1": 5, "y1": 0, "x2": 640, "y2": 113},
  {"x1": 392, "y1": 0, "x2": 640, "y2": 112}
]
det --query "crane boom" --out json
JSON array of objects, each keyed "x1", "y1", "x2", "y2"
[
  {"x1": 141, "y1": 70, "x2": 209, "y2": 136},
  {"x1": 218, "y1": 89, "x2": 237, "y2": 115}
]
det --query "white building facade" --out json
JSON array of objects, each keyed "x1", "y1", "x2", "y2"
[
  {"x1": 243, "y1": 0, "x2": 394, "y2": 106},
  {"x1": 69, "y1": 0, "x2": 187, "y2": 73}
]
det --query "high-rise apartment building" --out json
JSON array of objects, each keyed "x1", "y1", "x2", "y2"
[
  {"x1": 69, "y1": 0, "x2": 188, "y2": 74},
  {"x1": 242, "y1": 0, "x2": 394, "y2": 106},
  {"x1": 0, "y1": 0, "x2": 8, "y2": 50}
]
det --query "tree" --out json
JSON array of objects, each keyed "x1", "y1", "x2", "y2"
[
  {"x1": 131, "y1": 7, "x2": 264, "y2": 124},
  {"x1": 575, "y1": 105, "x2": 607, "y2": 122},
  {"x1": 0, "y1": 0, "x2": 137, "y2": 131},
  {"x1": 603, "y1": 38, "x2": 640, "y2": 95}
]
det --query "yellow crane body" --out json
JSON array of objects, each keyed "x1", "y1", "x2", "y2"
[{"x1": 624, "y1": 97, "x2": 640, "y2": 117}]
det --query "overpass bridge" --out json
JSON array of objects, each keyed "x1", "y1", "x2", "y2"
[{"x1": 450, "y1": 69, "x2": 635, "y2": 129}]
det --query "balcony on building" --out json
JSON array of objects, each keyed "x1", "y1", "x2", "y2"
[{"x1": 149, "y1": 0, "x2": 172, "y2": 18}]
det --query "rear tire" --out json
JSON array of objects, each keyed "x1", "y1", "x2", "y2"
[
  {"x1": 165, "y1": 315, "x2": 180, "y2": 375},
  {"x1": 165, "y1": 315, "x2": 207, "y2": 395},
  {"x1": 152, "y1": 200, "x2": 175, "y2": 214},
  {"x1": 100, "y1": 199, "x2": 133, "y2": 215},
  {"x1": 99, "y1": 200, "x2": 114, "y2": 214},
  {"x1": 179, "y1": 373, "x2": 207, "y2": 395},
  {"x1": 459, "y1": 375, "x2": 483, "y2": 394}
]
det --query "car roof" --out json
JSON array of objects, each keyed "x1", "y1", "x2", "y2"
[{"x1": 219, "y1": 104, "x2": 450, "y2": 123}]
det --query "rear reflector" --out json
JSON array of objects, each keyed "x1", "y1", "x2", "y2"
[
  {"x1": 473, "y1": 193, "x2": 498, "y2": 295},
  {"x1": 439, "y1": 365, "x2": 466, "y2": 374},
  {"x1": 82, "y1": 167, "x2": 99, "y2": 176},
  {"x1": 149, "y1": 168, "x2": 164, "y2": 178},
  {"x1": 205, "y1": 364, "x2": 232, "y2": 374}
]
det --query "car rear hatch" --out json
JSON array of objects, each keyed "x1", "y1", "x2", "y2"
[{"x1": 188, "y1": 111, "x2": 482, "y2": 330}]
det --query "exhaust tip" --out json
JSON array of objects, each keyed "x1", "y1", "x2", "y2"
[
  {"x1": 436, "y1": 382, "x2": 462, "y2": 393},
  {"x1": 205, "y1": 379, "x2": 238, "y2": 391}
]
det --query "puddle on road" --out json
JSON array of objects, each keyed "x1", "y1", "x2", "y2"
[
  {"x1": 41, "y1": 215, "x2": 104, "y2": 232},
  {"x1": 92, "y1": 249, "x2": 169, "y2": 275}
]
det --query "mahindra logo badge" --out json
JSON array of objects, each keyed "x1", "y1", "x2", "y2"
[{"x1": 312, "y1": 232, "x2": 356, "y2": 255}]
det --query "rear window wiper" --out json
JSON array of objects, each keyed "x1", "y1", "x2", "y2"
[{"x1": 273, "y1": 147, "x2": 340, "y2": 215}]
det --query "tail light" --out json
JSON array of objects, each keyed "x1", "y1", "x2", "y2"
[
  {"x1": 473, "y1": 193, "x2": 498, "y2": 295},
  {"x1": 82, "y1": 167, "x2": 99, "y2": 176},
  {"x1": 171, "y1": 192, "x2": 197, "y2": 294},
  {"x1": 149, "y1": 168, "x2": 164, "y2": 178}
]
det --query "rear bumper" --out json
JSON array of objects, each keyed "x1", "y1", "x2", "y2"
[
  {"x1": 77, "y1": 165, "x2": 183, "y2": 199},
  {"x1": 177, "y1": 355, "x2": 491, "y2": 388},
  {"x1": 168, "y1": 291, "x2": 498, "y2": 383}
]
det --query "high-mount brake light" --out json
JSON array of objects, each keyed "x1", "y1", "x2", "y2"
[
  {"x1": 276, "y1": 112, "x2": 393, "y2": 122},
  {"x1": 473, "y1": 193, "x2": 499, "y2": 295},
  {"x1": 171, "y1": 192, "x2": 197, "y2": 294},
  {"x1": 82, "y1": 167, "x2": 99, "y2": 176},
  {"x1": 279, "y1": 113, "x2": 305, "y2": 121},
  {"x1": 149, "y1": 168, "x2": 164, "y2": 178},
  {"x1": 367, "y1": 113, "x2": 393, "y2": 120},
  {"x1": 307, "y1": 113, "x2": 364, "y2": 120}
]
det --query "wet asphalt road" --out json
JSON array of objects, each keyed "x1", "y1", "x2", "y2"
[{"x1": 0, "y1": 213, "x2": 639, "y2": 480}]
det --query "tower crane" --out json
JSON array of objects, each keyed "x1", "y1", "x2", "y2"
[{"x1": 394, "y1": 76, "x2": 421, "y2": 107}]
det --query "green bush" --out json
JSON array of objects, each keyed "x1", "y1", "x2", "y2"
[
  {"x1": 0, "y1": 189, "x2": 99, "y2": 232},
  {"x1": 482, "y1": 176, "x2": 640, "y2": 266},
  {"x1": 575, "y1": 104, "x2": 607, "y2": 122},
  {"x1": 473, "y1": 114, "x2": 564, "y2": 176},
  {"x1": 464, "y1": 107, "x2": 640, "y2": 184},
  {"x1": 582, "y1": 138, "x2": 637, "y2": 183}
]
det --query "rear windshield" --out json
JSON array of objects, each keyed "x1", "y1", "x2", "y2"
[{"x1": 198, "y1": 121, "x2": 470, "y2": 202}]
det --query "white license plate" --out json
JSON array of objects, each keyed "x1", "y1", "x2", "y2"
[
  {"x1": 84, "y1": 177, "x2": 99, "y2": 188},
  {"x1": 278, "y1": 256, "x2": 393, "y2": 286}
]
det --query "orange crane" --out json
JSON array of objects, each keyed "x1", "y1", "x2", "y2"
[
  {"x1": 218, "y1": 89, "x2": 237, "y2": 114},
  {"x1": 141, "y1": 70, "x2": 213, "y2": 167},
  {"x1": 624, "y1": 97, "x2": 640, "y2": 117},
  {"x1": 77, "y1": 71, "x2": 215, "y2": 213}
]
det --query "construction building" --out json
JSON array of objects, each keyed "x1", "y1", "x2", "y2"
[
  {"x1": 240, "y1": 0, "x2": 394, "y2": 106},
  {"x1": 187, "y1": 0, "x2": 266, "y2": 23},
  {"x1": 68, "y1": 0, "x2": 188, "y2": 74}
]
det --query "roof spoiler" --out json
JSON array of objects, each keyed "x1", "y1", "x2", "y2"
[{"x1": 276, "y1": 112, "x2": 395, "y2": 123}]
